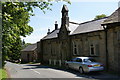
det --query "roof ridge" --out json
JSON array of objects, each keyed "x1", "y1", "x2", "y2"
[
  {"x1": 102, "y1": 7, "x2": 120, "y2": 24},
  {"x1": 47, "y1": 29, "x2": 59, "y2": 35},
  {"x1": 21, "y1": 43, "x2": 37, "y2": 51},
  {"x1": 69, "y1": 21, "x2": 79, "y2": 25},
  {"x1": 42, "y1": 29, "x2": 60, "y2": 40},
  {"x1": 79, "y1": 17, "x2": 108, "y2": 25}
]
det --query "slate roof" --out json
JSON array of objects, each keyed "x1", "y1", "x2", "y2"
[
  {"x1": 42, "y1": 22, "x2": 79, "y2": 40},
  {"x1": 71, "y1": 18, "x2": 107, "y2": 35},
  {"x1": 68, "y1": 22, "x2": 79, "y2": 34},
  {"x1": 21, "y1": 43, "x2": 37, "y2": 52},
  {"x1": 41, "y1": 7, "x2": 120, "y2": 40},
  {"x1": 102, "y1": 7, "x2": 120, "y2": 24},
  {"x1": 42, "y1": 29, "x2": 59, "y2": 40},
  {"x1": 41, "y1": 18, "x2": 108, "y2": 40}
]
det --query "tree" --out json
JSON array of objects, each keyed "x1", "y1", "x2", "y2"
[
  {"x1": 2, "y1": 1, "x2": 70, "y2": 67},
  {"x1": 94, "y1": 14, "x2": 107, "y2": 20}
]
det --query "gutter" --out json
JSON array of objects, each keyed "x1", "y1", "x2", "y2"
[{"x1": 103, "y1": 25, "x2": 108, "y2": 71}]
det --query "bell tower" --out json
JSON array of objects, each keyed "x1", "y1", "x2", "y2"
[{"x1": 61, "y1": 5, "x2": 69, "y2": 27}]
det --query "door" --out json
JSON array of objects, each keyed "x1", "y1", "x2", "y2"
[{"x1": 27, "y1": 53, "x2": 30, "y2": 62}]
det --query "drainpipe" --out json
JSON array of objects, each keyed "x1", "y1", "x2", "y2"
[
  {"x1": 40, "y1": 40, "x2": 44, "y2": 64},
  {"x1": 103, "y1": 25, "x2": 108, "y2": 71}
]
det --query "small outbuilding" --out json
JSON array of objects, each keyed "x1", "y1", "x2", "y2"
[{"x1": 21, "y1": 43, "x2": 37, "y2": 62}]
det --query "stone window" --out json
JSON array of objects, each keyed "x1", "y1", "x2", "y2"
[
  {"x1": 73, "y1": 41, "x2": 79, "y2": 55},
  {"x1": 50, "y1": 43, "x2": 57, "y2": 56},
  {"x1": 90, "y1": 44, "x2": 99, "y2": 56},
  {"x1": 27, "y1": 53, "x2": 30, "y2": 62},
  {"x1": 117, "y1": 31, "x2": 120, "y2": 41},
  {"x1": 51, "y1": 45, "x2": 52, "y2": 55},
  {"x1": 90, "y1": 44, "x2": 95, "y2": 55}
]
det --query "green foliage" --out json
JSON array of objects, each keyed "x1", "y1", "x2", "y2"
[
  {"x1": 2, "y1": 2, "x2": 33, "y2": 66},
  {"x1": 0, "y1": 69, "x2": 8, "y2": 79},
  {"x1": 2, "y1": 1, "x2": 70, "y2": 67},
  {"x1": 94, "y1": 14, "x2": 107, "y2": 20}
]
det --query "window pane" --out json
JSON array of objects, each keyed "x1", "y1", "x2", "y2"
[
  {"x1": 83, "y1": 59, "x2": 95, "y2": 62},
  {"x1": 74, "y1": 48, "x2": 77, "y2": 54},
  {"x1": 76, "y1": 58, "x2": 82, "y2": 62},
  {"x1": 91, "y1": 47, "x2": 94, "y2": 54},
  {"x1": 90, "y1": 45, "x2": 95, "y2": 55}
]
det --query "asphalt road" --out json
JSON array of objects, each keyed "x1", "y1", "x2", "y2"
[{"x1": 5, "y1": 62, "x2": 120, "y2": 80}]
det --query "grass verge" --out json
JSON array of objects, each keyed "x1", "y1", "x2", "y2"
[{"x1": 0, "y1": 68, "x2": 8, "y2": 80}]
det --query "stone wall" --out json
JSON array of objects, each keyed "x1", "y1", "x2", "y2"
[
  {"x1": 21, "y1": 51, "x2": 34, "y2": 62},
  {"x1": 70, "y1": 31, "x2": 106, "y2": 67},
  {"x1": 41, "y1": 38, "x2": 71, "y2": 65},
  {"x1": 107, "y1": 25, "x2": 120, "y2": 73},
  {"x1": 39, "y1": 25, "x2": 120, "y2": 74},
  {"x1": 40, "y1": 31, "x2": 107, "y2": 68}
]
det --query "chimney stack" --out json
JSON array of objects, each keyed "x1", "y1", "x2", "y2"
[
  {"x1": 55, "y1": 21, "x2": 58, "y2": 30},
  {"x1": 47, "y1": 29, "x2": 50, "y2": 34}
]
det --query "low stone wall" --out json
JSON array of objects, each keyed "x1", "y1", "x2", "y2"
[{"x1": 49, "y1": 59, "x2": 66, "y2": 67}]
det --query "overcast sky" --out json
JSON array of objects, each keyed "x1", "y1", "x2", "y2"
[{"x1": 21, "y1": 1, "x2": 119, "y2": 44}]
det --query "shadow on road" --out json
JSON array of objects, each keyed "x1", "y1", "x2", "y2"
[
  {"x1": 22, "y1": 64, "x2": 120, "y2": 80},
  {"x1": 23, "y1": 64, "x2": 50, "y2": 68}
]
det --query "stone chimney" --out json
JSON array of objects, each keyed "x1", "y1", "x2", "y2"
[
  {"x1": 55, "y1": 21, "x2": 58, "y2": 30},
  {"x1": 47, "y1": 29, "x2": 50, "y2": 34}
]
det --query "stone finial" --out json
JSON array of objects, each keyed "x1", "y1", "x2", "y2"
[
  {"x1": 61, "y1": 5, "x2": 68, "y2": 12},
  {"x1": 47, "y1": 29, "x2": 50, "y2": 34}
]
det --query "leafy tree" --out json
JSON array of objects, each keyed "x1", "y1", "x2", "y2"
[
  {"x1": 2, "y1": 1, "x2": 70, "y2": 67},
  {"x1": 94, "y1": 14, "x2": 107, "y2": 20}
]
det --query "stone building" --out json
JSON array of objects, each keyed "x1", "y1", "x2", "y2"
[
  {"x1": 21, "y1": 43, "x2": 37, "y2": 62},
  {"x1": 37, "y1": 5, "x2": 120, "y2": 74},
  {"x1": 102, "y1": 7, "x2": 120, "y2": 73}
]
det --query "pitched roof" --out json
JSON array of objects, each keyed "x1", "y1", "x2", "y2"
[
  {"x1": 41, "y1": 18, "x2": 108, "y2": 40},
  {"x1": 41, "y1": 22, "x2": 79, "y2": 40},
  {"x1": 68, "y1": 22, "x2": 79, "y2": 34},
  {"x1": 21, "y1": 43, "x2": 37, "y2": 52},
  {"x1": 41, "y1": 6, "x2": 119, "y2": 40},
  {"x1": 102, "y1": 7, "x2": 120, "y2": 24},
  {"x1": 71, "y1": 18, "x2": 107, "y2": 35},
  {"x1": 42, "y1": 29, "x2": 59, "y2": 40}
]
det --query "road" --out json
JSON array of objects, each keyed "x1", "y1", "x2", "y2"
[{"x1": 5, "y1": 62, "x2": 120, "y2": 80}]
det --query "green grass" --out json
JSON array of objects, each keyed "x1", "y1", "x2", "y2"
[{"x1": 0, "y1": 68, "x2": 8, "y2": 80}]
